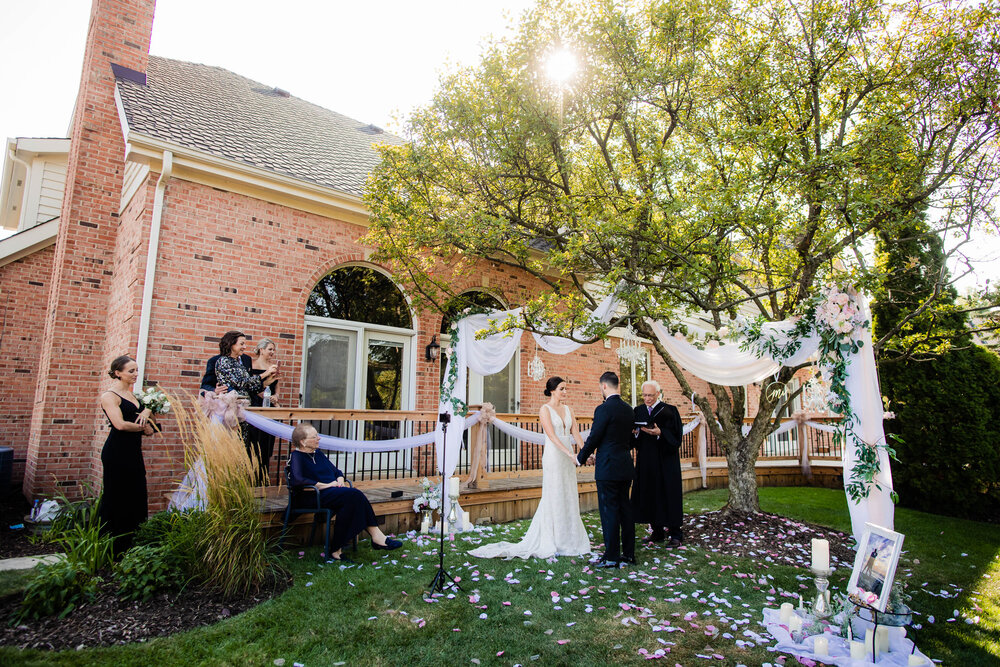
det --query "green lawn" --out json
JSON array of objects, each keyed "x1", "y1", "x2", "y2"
[{"x1": 2, "y1": 487, "x2": 997, "y2": 666}]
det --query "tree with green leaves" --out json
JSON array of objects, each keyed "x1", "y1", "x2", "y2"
[{"x1": 364, "y1": 0, "x2": 1000, "y2": 513}]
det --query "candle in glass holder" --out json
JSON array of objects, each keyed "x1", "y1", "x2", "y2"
[
  {"x1": 449, "y1": 476, "x2": 461, "y2": 496},
  {"x1": 789, "y1": 615, "x2": 802, "y2": 632},
  {"x1": 850, "y1": 640, "x2": 866, "y2": 659},
  {"x1": 811, "y1": 538, "x2": 830, "y2": 570},
  {"x1": 780, "y1": 602, "x2": 794, "y2": 623},
  {"x1": 420, "y1": 515, "x2": 430, "y2": 534},
  {"x1": 814, "y1": 636, "x2": 828, "y2": 656}
]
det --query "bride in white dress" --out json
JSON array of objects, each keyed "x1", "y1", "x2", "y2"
[{"x1": 469, "y1": 377, "x2": 592, "y2": 559}]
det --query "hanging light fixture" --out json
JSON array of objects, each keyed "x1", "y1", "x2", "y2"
[
  {"x1": 616, "y1": 323, "x2": 645, "y2": 364},
  {"x1": 527, "y1": 340, "x2": 546, "y2": 381}
]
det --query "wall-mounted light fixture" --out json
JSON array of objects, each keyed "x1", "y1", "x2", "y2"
[{"x1": 425, "y1": 335, "x2": 441, "y2": 361}]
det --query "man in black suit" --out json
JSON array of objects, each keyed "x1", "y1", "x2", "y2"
[
  {"x1": 577, "y1": 371, "x2": 637, "y2": 568},
  {"x1": 632, "y1": 380, "x2": 684, "y2": 547}
]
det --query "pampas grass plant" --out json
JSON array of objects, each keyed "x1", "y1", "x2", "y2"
[{"x1": 171, "y1": 393, "x2": 280, "y2": 598}]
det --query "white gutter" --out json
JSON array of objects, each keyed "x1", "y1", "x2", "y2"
[{"x1": 135, "y1": 150, "x2": 172, "y2": 390}]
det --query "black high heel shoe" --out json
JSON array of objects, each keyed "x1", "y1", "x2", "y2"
[{"x1": 372, "y1": 538, "x2": 403, "y2": 550}]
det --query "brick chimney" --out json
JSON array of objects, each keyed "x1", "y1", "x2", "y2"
[{"x1": 24, "y1": 0, "x2": 156, "y2": 499}]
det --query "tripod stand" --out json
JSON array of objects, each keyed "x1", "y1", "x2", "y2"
[{"x1": 427, "y1": 412, "x2": 462, "y2": 594}]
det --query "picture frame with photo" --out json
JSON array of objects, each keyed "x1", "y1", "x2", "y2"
[{"x1": 847, "y1": 522, "x2": 905, "y2": 612}]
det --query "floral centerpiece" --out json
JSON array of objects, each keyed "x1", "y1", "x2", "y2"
[{"x1": 413, "y1": 477, "x2": 441, "y2": 514}]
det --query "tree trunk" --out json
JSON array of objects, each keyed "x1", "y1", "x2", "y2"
[{"x1": 723, "y1": 434, "x2": 762, "y2": 514}]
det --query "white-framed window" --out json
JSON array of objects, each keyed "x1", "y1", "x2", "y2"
[{"x1": 302, "y1": 265, "x2": 416, "y2": 412}]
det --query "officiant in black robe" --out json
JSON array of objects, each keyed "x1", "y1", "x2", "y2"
[{"x1": 632, "y1": 381, "x2": 684, "y2": 546}]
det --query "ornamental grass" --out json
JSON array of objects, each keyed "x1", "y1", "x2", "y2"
[{"x1": 171, "y1": 393, "x2": 279, "y2": 598}]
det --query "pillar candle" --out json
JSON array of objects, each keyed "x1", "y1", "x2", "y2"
[
  {"x1": 814, "y1": 636, "x2": 828, "y2": 656},
  {"x1": 789, "y1": 615, "x2": 802, "y2": 632},
  {"x1": 908, "y1": 654, "x2": 926, "y2": 666},
  {"x1": 449, "y1": 476, "x2": 460, "y2": 496},
  {"x1": 850, "y1": 640, "x2": 866, "y2": 659},
  {"x1": 420, "y1": 516, "x2": 430, "y2": 534},
  {"x1": 875, "y1": 626, "x2": 890, "y2": 655},
  {"x1": 865, "y1": 628, "x2": 878, "y2": 657},
  {"x1": 811, "y1": 537, "x2": 830, "y2": 570},
  {"x1": 780, "y1": 602, "x2": 794, "y2": 623},
  {"x1": 462, "y1": 510, "x2": 471, "y2": 527}
]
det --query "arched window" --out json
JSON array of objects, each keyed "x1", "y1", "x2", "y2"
[
  {"x1": 303, "y1": 266, "x2": 414, "y2": 412},
  {"x1": 307, "y1": 265, "x2": 411, "y2": 328}
]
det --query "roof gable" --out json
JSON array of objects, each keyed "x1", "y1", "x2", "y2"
[{"x1": 115, "y1": 56, "x2": 403, "y2": 197}]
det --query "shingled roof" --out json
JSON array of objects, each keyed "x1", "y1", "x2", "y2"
[{"x1": 115, "y1": 56, "x2": 404, "y2": 197}]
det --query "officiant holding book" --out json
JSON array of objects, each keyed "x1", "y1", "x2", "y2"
[{"x1": 632, "y1": 381, "x2": 684, "y2": 547}]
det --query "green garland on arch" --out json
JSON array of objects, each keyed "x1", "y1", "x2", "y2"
[{"x1": 740, "y1": 283, "x2": 898, "y2": 503}]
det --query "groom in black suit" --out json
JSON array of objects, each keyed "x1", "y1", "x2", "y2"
[{"x1": 577, "y1": 371, "x2": 637, "y2": 568}]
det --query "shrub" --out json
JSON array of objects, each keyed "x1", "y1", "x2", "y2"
[
  {"x1": 882, "y1": 345, "x2": 1000, "y2": 522},
  {"x1": 134, "y1": 509, "x2": 209, "y2": 580},
  {"x1": 40, "y1": 489, "x2": 115, "y2": 576},
  {"x1": 172, "y1": 395, "x2": 282, "y2": 597},
  {"x1": 114, "y1": 544, "x2": 186, "y2": 602},
  {"x1": 15, "y1": 559, "x2": 100, "y2": 622}
]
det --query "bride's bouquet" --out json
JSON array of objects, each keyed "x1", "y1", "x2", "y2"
[{"x1": 413, "y1": 477, "x2": 441, "y2": 513}]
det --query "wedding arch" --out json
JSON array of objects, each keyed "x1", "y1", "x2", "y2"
[{"x1": 435, "y1": 283, "x2": 894, "y2": 544}]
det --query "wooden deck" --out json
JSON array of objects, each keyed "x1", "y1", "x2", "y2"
[{"x1": 262, "y1": 459, "x2": 843, "y2": 545}]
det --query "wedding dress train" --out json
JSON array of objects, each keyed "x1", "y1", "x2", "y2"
[{"x1": 469, "y1": 404, "x2": 592, "y2": 559}]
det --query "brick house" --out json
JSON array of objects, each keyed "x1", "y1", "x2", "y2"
[{"x1": 2, "y1": 0, "x2": 820, "y2": 509}]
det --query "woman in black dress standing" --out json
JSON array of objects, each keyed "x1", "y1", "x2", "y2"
[{"x1": 99, "y1": 355, "x2": 155, "y2": 555}]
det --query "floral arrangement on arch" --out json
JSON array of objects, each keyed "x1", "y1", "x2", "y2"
[{"x1": 413, "y1": 477, "x2": 441, "y2": 514}]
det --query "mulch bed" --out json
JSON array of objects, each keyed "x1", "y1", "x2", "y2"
[
  {"x1": 0, "y1": 573, "x2": 291, "y2": 651},
  {"x1": 677, "y1": 508, "x2": 855, "y2": 568}
]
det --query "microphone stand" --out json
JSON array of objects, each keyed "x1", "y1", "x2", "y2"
[{"x1": 427, "y1": 411, "x2": 462, "y2": 594}]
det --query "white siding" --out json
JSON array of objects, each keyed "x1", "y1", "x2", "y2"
[{"x1": 35, "y1": 160, "x2": 66, "y2": 224}]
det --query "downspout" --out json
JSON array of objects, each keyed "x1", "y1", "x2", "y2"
[
  {"x1": 135, "y1": 151, "x2": 172, "y2": 390},
  {"x1": 7, "y1": 145, "x2": 32, "y2": 230}
]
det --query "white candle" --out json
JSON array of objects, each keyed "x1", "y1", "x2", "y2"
[
  {"x1": 865, "y1": 628, "x2": 878, "y2": 657},
  {"x1": 811, "y1": 538, "x2": 830, "y2": 570},
  {"x1": 780, "y1": 602, "x2": 794, "y2": 623},
  {"x1": 449, "y1": 476, "x2": 460, "y2": 496},
  {"x1": 462, "y1": 510, "x2": 471, "y2": 527},
  {"x1": 850, "y1": 640, "x2": 866, "y2": 659},
  {"x1": 814, "y1": 636, "x2": 828, "y2": 656},
  {"x1": 908, "y1": 654, "x2": 926, "y2": 666},
  {"x1": 875, "y1": 626, "x2": 890, "y2": 654},
  {"x1": 420, "y1": 515, "x2": 430, "y2": 534},
  {"x1": 788, "y1": 615, "x2": 802, "y2": 632}
]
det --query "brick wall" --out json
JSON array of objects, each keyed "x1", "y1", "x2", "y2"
[
  {"x1": 25, "y1": 0, "x2": 156, "y2": 498},
  {"x1": 0, "y1": 247, "x2": 55, "y2": 483}
]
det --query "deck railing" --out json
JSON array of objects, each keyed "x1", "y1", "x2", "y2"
[{"x1": 251, "y1": 407, "x2": 843, "y2": 483}]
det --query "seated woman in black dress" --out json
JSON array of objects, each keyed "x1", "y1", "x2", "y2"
[
  {"x1": 288, "y1": 423, "x2": 402, "y2": 562},
  {"x1": 98, "y1": 355, "x2": 156, "y2": 555}
]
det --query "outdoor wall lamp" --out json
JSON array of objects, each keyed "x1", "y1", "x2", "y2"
[{"x1": 425, "y1": 335, "x2": 441, "y2": 361}]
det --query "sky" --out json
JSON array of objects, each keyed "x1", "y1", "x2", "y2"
[{"x1": 0, "y1": 0, "x2": 996, "y2": 288}]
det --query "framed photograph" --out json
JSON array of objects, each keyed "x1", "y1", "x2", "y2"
[{"x1": 847, "y1": 523, "x2": 905, "y2": 612}]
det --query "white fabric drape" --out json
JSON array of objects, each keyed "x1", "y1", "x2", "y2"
[
  {"x1": 649, "y1": 320, "x2": 820, "y2": 385},
  {"x1": 648, "y1": 303, "x2": 893, "y2": 542},
  {"x1": 243, "y1": 410, "x2": 438, "y2": 453}
]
